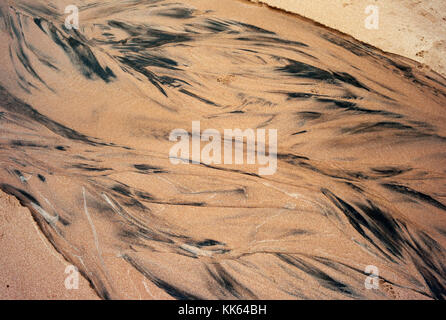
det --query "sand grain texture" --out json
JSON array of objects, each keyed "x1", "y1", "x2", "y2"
[
  {"x1": 0, "y1": 190, "x2": 99, "y2": 299},
  {"x1": 250, "y1": 0, "x2": 446, "y2": 77},
  {"x1": 0, "y1": 0, "x2": 445, "y2": 300}
]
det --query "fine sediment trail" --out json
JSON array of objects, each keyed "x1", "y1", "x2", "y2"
[{"x1": 0, "y1": 0, "x2": 445, "y2": 299}]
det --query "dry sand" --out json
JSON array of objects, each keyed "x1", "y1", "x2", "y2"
[
  {"x1": 250, "y1": 0, "x2": 446, "y2": 78},
  {"x1": 0, "y1": 0, "x2": 445, "y2": 300}
]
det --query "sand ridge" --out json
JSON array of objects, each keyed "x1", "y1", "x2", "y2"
[
  {"x1": 0, "y1": 190, "x2": 99, "y2": 299},
  {"x1": 248, "y1": 0, "x2": 446, "y2": 78}
]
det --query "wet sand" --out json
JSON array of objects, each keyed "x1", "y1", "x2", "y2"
[
  {"x1": 250, "y1": 0, "x2": 446, "y2": 78},
  {"x1": 0, "y1": 190, "x2": 99, "y2": 299},
  {"x1": 0, "y1": 0, "x2": 445, "y2": 299}
]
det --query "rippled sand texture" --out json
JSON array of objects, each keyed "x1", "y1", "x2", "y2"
[{"x1": 1, "y1": 0, "x2": 446, "y2": 299}]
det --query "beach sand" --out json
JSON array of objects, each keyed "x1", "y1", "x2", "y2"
[
  {"x1": 0, "y1": 190, "x2": 98, "y2": 299},
  {"x1": 250, "y1": 0, "x2": 446, "y2": 78},
  {"x1": 0, "y1": 0, "x2": 445, "y2": 300}
]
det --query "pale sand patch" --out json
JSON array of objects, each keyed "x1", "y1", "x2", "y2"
[
  {"x1": 0, "y1": 190, "x2": 99, "y2": 299},
  {"x1": 249, "y1": 0, "x2": 446, "y2": 77}
]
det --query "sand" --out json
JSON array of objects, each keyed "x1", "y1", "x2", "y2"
[
  {"x1": 249, "y1": 0, "x2": 446, "y2": 78},
  {"x1": 0, "y1": 0, "x2": 445, "y2": 300},
  {"x1": 0, "y1": 190, "x2": 98, "y2": 299}
]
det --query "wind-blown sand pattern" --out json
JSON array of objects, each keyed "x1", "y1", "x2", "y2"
[{"x1": 0, "y1": 0, "x2": 445, "y2": 299}]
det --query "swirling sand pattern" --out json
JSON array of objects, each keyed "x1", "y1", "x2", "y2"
[{"x1": 0, "y1": 0, "x2": 445, "y2": 299}]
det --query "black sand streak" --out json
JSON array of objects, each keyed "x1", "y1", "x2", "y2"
[{"x1": 0, "y1": 0, "x2": 445, "y2": 300}]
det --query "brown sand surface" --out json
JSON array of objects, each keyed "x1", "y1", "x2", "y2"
[
  {"x1": 0, "y1": 190, "x2": 98, "y2": 299},
  {"x1": 250, "y1": 0, "x2": 446, "y2": 77},
  {"x1": 0, "y1": 0, "x2": 445, "y2": 300}
]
